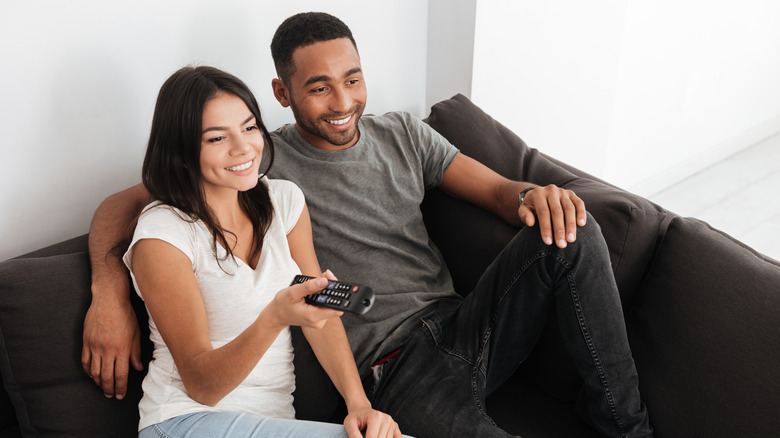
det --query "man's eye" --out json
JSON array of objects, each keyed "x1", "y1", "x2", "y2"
[
  {"x1": 312, "y1": 87, "x2": 327, "y2": 93},
  {"x1": 347, "y1": 79, "x2": 360, "y2": 85}
]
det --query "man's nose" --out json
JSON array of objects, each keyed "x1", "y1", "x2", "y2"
[{"x1": 329, "y1": 86, "x2": 352, "y2": 113}]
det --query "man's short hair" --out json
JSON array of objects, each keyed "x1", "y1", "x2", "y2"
[{"x1": 271, "y1": 12, "x2": 358, "y2": 85}]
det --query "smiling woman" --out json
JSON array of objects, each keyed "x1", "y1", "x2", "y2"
[
  {"x1": 107, "y1": 65, "x2": 405, "y2": 437},
  {"x1": 199, "y1": 93, "x2": 265, "y2": 201}
]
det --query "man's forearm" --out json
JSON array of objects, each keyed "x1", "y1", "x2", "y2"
[{"x1": 89, "y1": 183, "x2": 150, "y2": 300}]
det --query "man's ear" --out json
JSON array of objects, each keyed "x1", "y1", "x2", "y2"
[{"x1": 271, "y1": 78, "x2": 291, "y2": 108}]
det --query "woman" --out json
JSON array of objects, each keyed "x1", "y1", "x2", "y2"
[{"x1": 123, "y1": 65, "x2": 403, "y2": 438}]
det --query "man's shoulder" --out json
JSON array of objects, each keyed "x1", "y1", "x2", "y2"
[
  {"x1": 362, "y1": 110, "x2": 420, "y2": 128},
  {"x1": 361, "y1": 111, "x2": 433, "y2": 143},
  {"x1": 269, "y1": 123, "x2": 295, "y2": 142}
]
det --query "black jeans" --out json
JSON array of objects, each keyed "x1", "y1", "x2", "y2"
[{"x1": 364, "y1": 215, "x2": 652, "y2": 437}]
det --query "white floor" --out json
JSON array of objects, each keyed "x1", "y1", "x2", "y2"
[{"x1": 648, "y1": 132, "x2": 780, "y2": 262}]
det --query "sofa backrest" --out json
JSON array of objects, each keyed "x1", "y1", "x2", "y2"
[{"x1": 0, "y1": 234, "x2": 151, "y2": 437}]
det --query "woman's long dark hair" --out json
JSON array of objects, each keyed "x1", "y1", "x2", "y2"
[{"x1": 142, "y1": 65, "x2": 275, "y2": 267}]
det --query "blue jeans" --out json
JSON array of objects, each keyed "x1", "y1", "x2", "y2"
[
  {"x1": 138, "y1": 411, "x2": 348, "y2": 438},
  {"x1": 364, "y1": 216, "x2": 652, "y2": 437}
]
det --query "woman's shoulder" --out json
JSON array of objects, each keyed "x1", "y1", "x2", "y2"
[
  {"x1": 136, "y1": 202, "x2": 201, "y2": 239},
  {"x1": 139, "y1": 201, "x2": 194, "y2": 223},
  {"x1": 264, "y1": 178, "x2": 304, "y2": 201}
]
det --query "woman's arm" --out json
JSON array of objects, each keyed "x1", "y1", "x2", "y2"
[
  {"x1": 287, "y1": 205, "x2": 401, "y2": 438},
  {"x1": 131, "y1": 236, "x2": 339, "y2": 407}
]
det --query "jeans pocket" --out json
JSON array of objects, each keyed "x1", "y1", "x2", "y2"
[{"x1": 421, "y1": 312, "x2": 443, "y2": 346}]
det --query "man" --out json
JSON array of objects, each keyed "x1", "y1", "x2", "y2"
[{"x1": 83, "y1": 12, "x2": 652, "y2": 437}]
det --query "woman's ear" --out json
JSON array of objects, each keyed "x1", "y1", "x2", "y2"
[{"x1": 271, "y1": 78, "x2": 291, "y2": 108}]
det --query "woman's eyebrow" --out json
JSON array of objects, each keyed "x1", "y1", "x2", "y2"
[{"x1": 202, "y1": 115, "x2": 255, "y2": 134}]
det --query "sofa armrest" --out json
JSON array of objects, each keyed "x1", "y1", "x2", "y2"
[{"x1": 627, "y1": 216, "x2": 780, "y2": 437}]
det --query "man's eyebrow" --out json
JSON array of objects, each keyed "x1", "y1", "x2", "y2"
[
  {"x1": 303, "y1": 67, "x2": 363, "y2": 87},
  {"x1": 202, "y1": 115, "x2": 255, "y2": 134},
  {"x1": 345, "y1": 67, "x2": 362, "y2": 77},
  {"x1": 304, "y1": 75, "x2": 332, "y2": 87}
]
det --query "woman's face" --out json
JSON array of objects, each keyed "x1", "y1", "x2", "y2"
[{"x1": 199, "y1": 92, "x2": 264, "y2": 201}]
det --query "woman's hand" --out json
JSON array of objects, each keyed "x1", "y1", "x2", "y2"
[
  {"x1": 264, "y1": 273, "x2": 344, "y2": 330},
  {"x1": 344, "y1": 406, "x2": 403, "y2": 438}
]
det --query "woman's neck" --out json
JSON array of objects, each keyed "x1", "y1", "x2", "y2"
[{"x1": 210, "y1": 193, "x2": 244, "y2": 225}]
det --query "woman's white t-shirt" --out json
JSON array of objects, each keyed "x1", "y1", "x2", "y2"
[{"x1": 123, "y1": 178, "x2": 305, "y2": 431}]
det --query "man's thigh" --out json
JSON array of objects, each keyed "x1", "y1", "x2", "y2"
[
  {"x1": 368, "y1": 314, "x2": 515, "y2": 438},
  {"x1": 447, "y1": 226, "x2": 558, "y2": 392}
]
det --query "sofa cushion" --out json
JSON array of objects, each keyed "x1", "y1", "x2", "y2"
[
  {"x1": 0, "y1": 249, "x2": 148, "y2": 437},
  {"x1": 422, "y1": 94, "x2": 670, "y2": 401},
  {"x1": 627, "y1": 216, "x2": 780, "y2": 437}
]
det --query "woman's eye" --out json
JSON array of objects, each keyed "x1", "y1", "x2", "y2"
[
  {"x1": 208, "y1": 136, "x2": 224, "y2": 143},
  {"x1": 246, "y1": 125, "x2": 258, "y2": 132}
]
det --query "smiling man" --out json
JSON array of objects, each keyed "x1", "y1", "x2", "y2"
[
  {"x1": 272, "y1": 37, "x2": 365, "y2": 150},
  {"x1": 262, "y1": 12, "x2": 653, "y2": 438}
]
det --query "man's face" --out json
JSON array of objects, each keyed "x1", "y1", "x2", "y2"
[{"x1": 274, "y1": 38, "x2": 367, "y2": 151}]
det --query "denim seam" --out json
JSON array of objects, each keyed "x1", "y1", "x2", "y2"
[
  {"x1": 566, "y1": 269, "x2": 627, "y2": 437},
  {"x1": 150, "y1": 423, "x2": 171, "y2": 438},
  {"x1": 420, "y1": 318, "x2": 499, "y2": 430},
  {"x1": 470, "y1": 250, "x2": 551, "y2": 431},
  {"x1": 422, "y1": 317, "x2": 477, "y2": 366},
  {"x1": 486, "y1": 250, "x2": 551, "y2": 365}
]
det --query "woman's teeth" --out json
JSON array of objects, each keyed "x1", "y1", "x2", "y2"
[{"x1": 227, "y1": 160, "x2": 253, "y2": 171}]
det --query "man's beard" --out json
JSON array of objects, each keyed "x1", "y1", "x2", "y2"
[{"x1": 290, "y1": 100, "x2": 364, "y2": 147}]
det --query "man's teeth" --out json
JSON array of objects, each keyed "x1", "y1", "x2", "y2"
[
  {"x1": 227, "y1": 160, "x2": 253, "y2": 171},
  {"x1": 327, "y1": 115, "x2": 351, "y2": 125}
]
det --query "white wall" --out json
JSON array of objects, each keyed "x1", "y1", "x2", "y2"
[
  {"x1": 472, "y1": 0, "x2": 780, "y2": 195},
  {"x1": 0, "y1": 0, "x2": 429, "y2": 260}
]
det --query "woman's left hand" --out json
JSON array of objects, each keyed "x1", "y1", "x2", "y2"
[{"x1": 344, "y1": 406, "x2": 403, "y2": 438}]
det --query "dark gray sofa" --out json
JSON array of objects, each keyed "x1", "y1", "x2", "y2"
[{"x1": 2, "y1": 94, "x2": 779, "y2": 437}]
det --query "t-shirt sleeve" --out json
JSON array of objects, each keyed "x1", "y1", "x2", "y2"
[
  {"x1": 402, "y1": 112, "x2": 459, "y2": 189},
  {"x1": 123, "y1": 203, "x2": 198, "y2": 277},
  {"x1": 267, "y1": 178, "x2": 306, "y2": 235}
]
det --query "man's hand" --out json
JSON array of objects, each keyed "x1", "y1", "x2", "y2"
[
  {"x1": 81, "y1": 292, "x2": 143, "y2": 400},
  {"x1": 518, "y1": 184, "x2": 587, "y2": 248},
  {"x1": 344, "y1": 406, "x2": 403, "y2": 438}
]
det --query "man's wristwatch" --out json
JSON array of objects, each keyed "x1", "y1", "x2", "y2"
[{"x1": 518, "y1": 187, "x2": 535, "y2": 207}]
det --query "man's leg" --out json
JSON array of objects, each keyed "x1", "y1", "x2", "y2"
[
  {"x1": 365, "y1": 310, "x2": 517, "y2": 438},
  {"x1": 460, "y1": 214, "x2": 652, "y2": 437},
  {"x1": 369, "y1": 215, "x2": 651, "y2": 437}
]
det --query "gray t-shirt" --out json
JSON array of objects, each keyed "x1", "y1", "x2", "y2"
[{"x1": 268, "y1": 111, "x2": 460, "y2": 373}]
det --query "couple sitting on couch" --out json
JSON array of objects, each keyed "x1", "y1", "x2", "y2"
[{"x1": 82, "y1": 11, "x2": 653, "y2": 438}]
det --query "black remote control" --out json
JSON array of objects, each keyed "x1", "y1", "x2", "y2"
[{"x1": 290, "y1": 275, "x2": 375, "y2": 315}]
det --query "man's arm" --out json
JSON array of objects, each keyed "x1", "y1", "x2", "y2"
[
  {"x1": 82, "y1": 183, "x2": 150, "y2": 399},
  {"x1": 439, "y1": 153, "x2": 586, "y2": 248}
]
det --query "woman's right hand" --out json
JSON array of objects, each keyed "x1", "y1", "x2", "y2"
[{"x1": 264, "y1": 275, "x2": 344, "y2": 330}]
